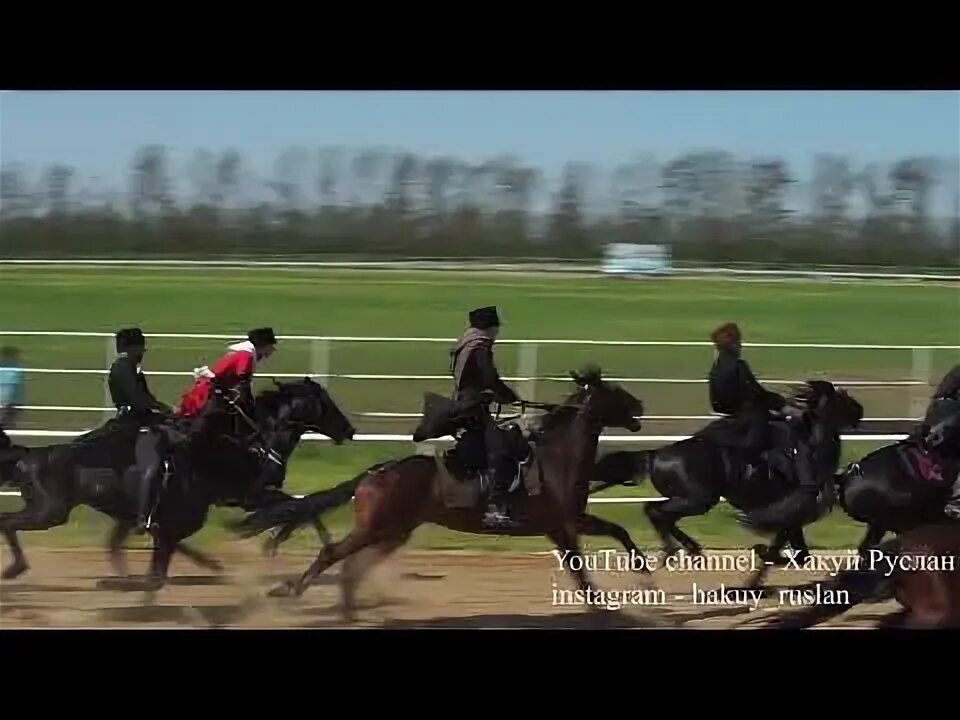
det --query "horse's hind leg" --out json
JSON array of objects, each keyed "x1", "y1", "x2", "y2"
[
  {"x1": 644, "y1": 495, "x2": 716, "y2": 558},
  {"x1": 858, "y1": 525, "x2": 887, "y2": 562},
  {"x1": 273, "y1": 530, "x2": 377, "y2": 599},
  {"x1": 339, "y1": 533, "x2": 411, "y2": 621},
  {"x1": 577, "y1": 513, "x2": 651, "y2": 576},
  {"x1": 0, "y1": 500, "x2": 71, "y2": 580},
  {"x1": 264, "y1": 518, "x2": 332, "y2": 557}
]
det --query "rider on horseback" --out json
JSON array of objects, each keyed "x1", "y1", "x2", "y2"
[
  {"x1": 450, "y1": 306, "x2": 523, "y2": 528},
  {"x1": 107, "y1": 328, "x2": 186, "y2": 533},
  {"x1": 706, "y1": 322, "x2": 801, "y2": 457},
  {"x1": 917, "y1": 364, "x2": 960, "y2": 519},
  {"x1": 176, "y1": 327, "x2": 277, "y2": 439},
  {"x1": 706, "y1": 323, "x2": 822, "y2": 530},
  {"x1": 174, "y1": 328, "x2": 279, "y2": 500}
]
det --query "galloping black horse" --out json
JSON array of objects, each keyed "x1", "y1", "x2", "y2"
[
  {"x1": 593, "y1": 380, "x2": 864, "y2": 586},
  {"x1": 835, "y1": 443, "x2": 959, "y2": 558},
  {"x1": 0, "y1": 378, "x2": 355, "y2": 588},
  {"x1": 832, "y1": 397, "x2": 960, "y2": 557}
]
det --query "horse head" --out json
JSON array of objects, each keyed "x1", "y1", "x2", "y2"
[
  {"x1": 569, "y1": 365, "x2": 644, "y2": 433},
  {"x1": 262, "y1": 377, "x2": 356, "y2": 444},
  {"x1": 792, "y1": 379, "x2": 863, "y2": 435}
]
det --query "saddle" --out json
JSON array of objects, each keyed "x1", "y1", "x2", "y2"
[
  {"x1": 436, "y1": 423, "x2": 540, "y2": 510},
  {"x1": 898, "y1": 443, "x2": 958, "y2": 487},
  {"x1": 708, "y1": 417, "x2": 801, "y2": 486},
  {"x1": 413, "y1": 392, "x2": 539, "y2": 509}
]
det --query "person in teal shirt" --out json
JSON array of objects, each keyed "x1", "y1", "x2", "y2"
[{"x1": 0, "y1": 346, "x2": 25, "y2": 429}]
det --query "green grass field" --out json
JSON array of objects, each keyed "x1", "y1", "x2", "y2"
[{"x1": 1, "y1": 266, "x2": 958, "y2": 553}]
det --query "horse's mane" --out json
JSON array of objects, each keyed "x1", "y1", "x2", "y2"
[
  {"x1": 533, "y1": 365, "x2": 611, "y2": 436},
  {"x1": 253, "y1": 379, "x2": 320, "y2": 420},
  {"x1": 534, "y1": 386, "x2": 591, "y2": 436},
  {"x1": 253, "y1": 389, "x2": 284, "y2": 423}
]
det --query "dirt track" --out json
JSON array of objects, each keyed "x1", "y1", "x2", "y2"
[{"x1": 0, "y1": 545, "x2": 901, "y2": 629}]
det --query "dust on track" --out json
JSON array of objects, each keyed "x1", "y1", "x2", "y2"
[{"x1": 0, "y1": 546, "x2": 901, "y2": 629}]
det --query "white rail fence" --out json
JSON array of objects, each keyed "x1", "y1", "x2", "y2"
[
  {"x1": 1, "y1": 330, "x2": 953, "y2": 425},
  {"x1": 3, "y1": 257, "x2": 959, "y2": 282}
]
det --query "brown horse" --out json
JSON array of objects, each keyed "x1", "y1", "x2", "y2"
[
  {"x1": 886, "y1": 523, "x2": 960, "y2": 628},
  {"x1": 234, "y1": 366, "x2": 647, "y2": 617},
  {"x1": 757, "y1": 521, "x2": 960, "y2": 629}
]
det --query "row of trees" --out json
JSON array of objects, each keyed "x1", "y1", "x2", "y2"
[{"x1": 1, "y1": 145, "x2": 958, "y2": 265}]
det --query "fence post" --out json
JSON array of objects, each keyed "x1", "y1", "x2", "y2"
[
  {"x1": 103, "y1": 335, "x2": 115, "y2": 422},
  {"x1": 518, "y1": 342, "x2": 539, "y2": 406},
  {"x1": 910, "y1": 347, "x2": 932, "y2": 419},
  {"x1": 311, "y1": 339, "x2": 331, "y2": 384}
]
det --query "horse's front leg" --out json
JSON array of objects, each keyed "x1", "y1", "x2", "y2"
[
  {"x1": 108, "y1": 519, "x2": 135, "y2": 577},
  {"x1": 142, "y1": 532, "x2": 177, "y2": 594},
  {"x1": 548, "y1": 521, "x2": 600, "y2": 608},
  {"x1": 577, "y1": 513, "x2": 652, "y2": 577},
  {"x1": 746, "y1": 528, "x2": 791, "y2": 589}
]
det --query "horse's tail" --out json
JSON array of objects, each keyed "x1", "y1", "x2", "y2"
[
  {"x1": 232, "y1": 461, "x2": 393, "y2": 539},
  {"x1": 593, "y1": 449, "x2": 653, "y2": 490},
  {"x1": 0, "y1": 445, "x2": 30, "y2": 488},
  {"x1": 0, "y1": 446, "x2": 28, "y2": 467},
  {"x1": 761, "y1": 537, "x2": 899, "y2": 629}
]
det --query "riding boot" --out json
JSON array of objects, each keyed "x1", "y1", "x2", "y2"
[
  {"x1": 133, "y1": 431, "x2": 165, "y2": 534},
  {"x1": 482, "y1": 461, "x2": 516, "y2": 529},
  {"x1": 945, "y1": 473, "x2": 960, "y2": 520},
  {"x1": 135, "y1": 464, "x2": 159, "y2": 534}
]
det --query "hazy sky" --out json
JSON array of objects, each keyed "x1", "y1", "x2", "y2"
[{"x1": 2, "y1": 90, "x2": 958, "y2": 211}]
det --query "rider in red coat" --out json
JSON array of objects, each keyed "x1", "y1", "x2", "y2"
[{"x1": 176, "y1": 327, "x2": 278, "y2": 420}]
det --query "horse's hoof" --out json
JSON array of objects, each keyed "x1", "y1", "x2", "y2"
[
  {"x1": 635, "y1": 573, "x2": 657, "y2": 590},
  {"x1": 661, "y1": 545, "x2": 682, "y2": 560},
  {"x1": 753, "y1": 544, "x2": 784, "y2": 565},
  {"x1": 268, "y1": 581, "x2": 296, "y2": 598},
  {"x1": 745, "y1": 574, "x2": 765, "y2": 591},
  {"x1": 141, "y1": 578, "x2": 164, "y2": 593},
  {"x1": 1, "y1": 560, "x2": 28, "y2": 580}
]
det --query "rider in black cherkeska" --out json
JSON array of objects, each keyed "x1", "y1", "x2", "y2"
[
  {"x1": 915, "y1": 364, "x2": 960, "y2": 519},
  {"x1": 705, "y1": 323, "x2": 802, "y2": 467},
  {"x1": 104, "y1": 328, "x2": 188, "y2": 533},
  {"x1": 703, "y1": 323, "x2": 815, "y2": 528},
  {"x1": 449, "y1": 306, "x2": 524, "y2": 529}
]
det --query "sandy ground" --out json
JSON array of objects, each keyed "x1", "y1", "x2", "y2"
[{"x1": 0, "y1": 544, "x2": 902, "y2": 629}]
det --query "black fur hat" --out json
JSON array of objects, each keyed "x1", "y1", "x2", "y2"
[
  {"x1": 468, "y1": 306, "x2": 500, "y2": 330},
  {"x1": 248, "y1": 327, "x2": 278, "y2": 347},
  {"x1": 115, "y1": 327, "x2": 146, "y2": 352}
]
